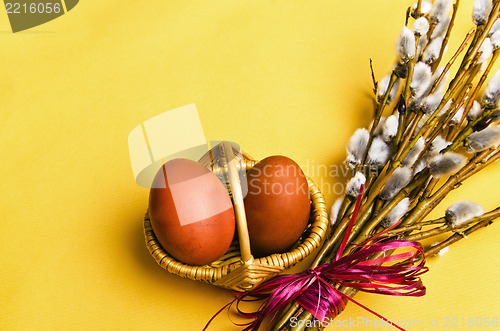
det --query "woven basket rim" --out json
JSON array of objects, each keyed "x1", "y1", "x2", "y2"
[{"x1": 144, "y1": 144, "x2": 329, "y2": 290}]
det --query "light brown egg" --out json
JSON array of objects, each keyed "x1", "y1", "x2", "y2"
[
  {"x1": 148, "y1": 159, "x2": 235, "y2": 266},
  {"x1": 244, "y1": 155, "x2": 311, "y2": 257}
]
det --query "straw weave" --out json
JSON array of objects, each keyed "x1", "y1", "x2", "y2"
[{"x1": 144, "y1": 144, "x2": 328, "y2": 292}]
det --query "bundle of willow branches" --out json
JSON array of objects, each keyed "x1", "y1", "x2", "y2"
[{"x1": 270, "y1": 0, "x2": 500, "y2": 329}]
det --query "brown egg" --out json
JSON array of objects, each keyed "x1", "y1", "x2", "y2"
[
  {"x1": 148, "y1": 159, "x2": 235, "y2": 266},
  {"x1": 244, "y1": 155, "x2": 311, "y2": 257}
]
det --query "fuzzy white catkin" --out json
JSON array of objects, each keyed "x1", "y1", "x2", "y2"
[
  {"x1": 466, "y1": 125, "x2": 500, "y2": 151},
  {"x1": 491, "y1": 30, "x2": 500, "y2": 49},
  {"x1": 432, "y1": 67, "x2": 449, "y2": 95},
  {"x1": 480, "y1": 60, "x2": 489, "y2": 71},
  {"x1": 409, "y1": 99, "x2": 422, "y2": 113},
  {"x1": 413, "y1": 157, "x2": 428, "y2": 175},
  {"x1": 489, "y1": 19, "x2": 500, "y2": 37},
  {"x1": 346, "y1": 128, "x2": 370, "y2": 166},
  {"x1": 430, "y1": 0, "x2": 453, "y2": 23},
  {"x1": 429, "y1": 135, "x2": 451, "y2": 155},
  {"x1": 422, "y1": 92, "x2": 444, "y2": 115},
  {"x1": 423, "y1": 37, "x2": 443, "y2": 64},
  {"x1": 437, "y1": 99, "x2": 453, "y2": 117},
  {"x1": 473, "y1": 0, "x2": 493, "y2": 25},
  {"x1": 417, "y1": 35, "x2": 429, "y2": 57},
  {"x1": 428, "y1": 152, "x2": 467, "y2": 177},
  {"x1": 411, "y1": 62, "x2": 433, "y2": 100},
  {"x1": 429, "y1": 242, "x2": 450, "y2": 256},
  {"x1": 381, "y1": 198, "x2": 411, "y2": 228},
  {"x1": 412, "y1": 1, "x2": 433, "y2": 15},
  {"x1": 377, "y1": 74, "x2": 400, "y2": 102},
  {"x1": 432, "y1": 16, "x2": 451, "y2": 39},
  {"x1": 346, "y1": 172, "x2": 366, "y2": 197},
  {"x1": 379, "y1": 167, "x2": 413, "y2": 200},
  {"x1": 450, "y1": 105, "x2": 465, "y2": 125},
  {"x1": 382, "y1": 115, "x2": 399, "y2": 142},
  {"x1": 330, "y1": 198, "x2": 344, "y2": 226},
  {"x1": 491, "y1": 110, "x2": 500, "y2": 122},
  {"x1": 413, "y1": 17, "x2": 430, "y2": 36},
  {"x1": 467, "y1": 100, "x2": 483, "y2": 120},
  {"x1": 437, "y1": 246, "x2": 450, "y2": 257},
  {"x1": 402, "y1": 137, "x2": 425, "y2": 167},
  {"x1": 482, "y1": 69, "x2": 500, "y2": 106},
  {"x1": 397, "y1": 26, "x2": 416, "y2": 63},
  {"x1": 371, "y1": 116, "x2": 386, "y2": 136},
  {"x1": 367, "y1": 137, "x2": 392, "y2": 166},
  {"x1": 445, "y1": 201, "x2": 485, "y2": 228},
  {"x1": 478, "y1": 38, "x2": 493, "y2": 63},
  {"x1": 415, "y1": 115, "x2": 429, "y2": 133}
]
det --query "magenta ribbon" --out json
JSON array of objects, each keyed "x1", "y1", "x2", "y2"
[{"x1": 204, "y1": 185, "x2": 428, "y2": 331}]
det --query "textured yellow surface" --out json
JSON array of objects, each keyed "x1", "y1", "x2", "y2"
[{"x1": 1, "y1": 1, "x2": 499, "y2": 330}]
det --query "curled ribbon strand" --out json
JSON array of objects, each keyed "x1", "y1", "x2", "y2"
[{"x1": 204, "y1": 184, "x2": 428, "y2": 331}]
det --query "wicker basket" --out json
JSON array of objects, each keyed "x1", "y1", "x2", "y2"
[{"x1": 144, "y1": 142, "x2": 329, "y2": 292}]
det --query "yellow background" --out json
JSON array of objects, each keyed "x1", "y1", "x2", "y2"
[{"x1": 1, "y1": 0, "x2": 499, "y2": 330}]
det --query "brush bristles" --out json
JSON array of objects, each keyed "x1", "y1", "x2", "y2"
[{"x1": 330, "y1": 198, "x2": 344, "y2": 226}]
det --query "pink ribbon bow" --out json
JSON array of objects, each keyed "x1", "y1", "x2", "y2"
[{"x1": 204, "y1": 185, "x2": 428, "y2": 331}]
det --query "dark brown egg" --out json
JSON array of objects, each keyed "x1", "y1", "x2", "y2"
[
  {"x1": 244, "y1": 155, "x2": 311, "y2": 257},
  {"x1": 148, "y1": 159, "x2": 235, "y2": 266}
]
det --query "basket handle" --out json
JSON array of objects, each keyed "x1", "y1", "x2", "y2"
[{"x1": 221, "y1": 141, "x2": 253, "y2": 264}]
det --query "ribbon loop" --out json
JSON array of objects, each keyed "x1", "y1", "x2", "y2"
[{"x1": 204, "y1": 184, "x2": 429, "y2": 331}]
